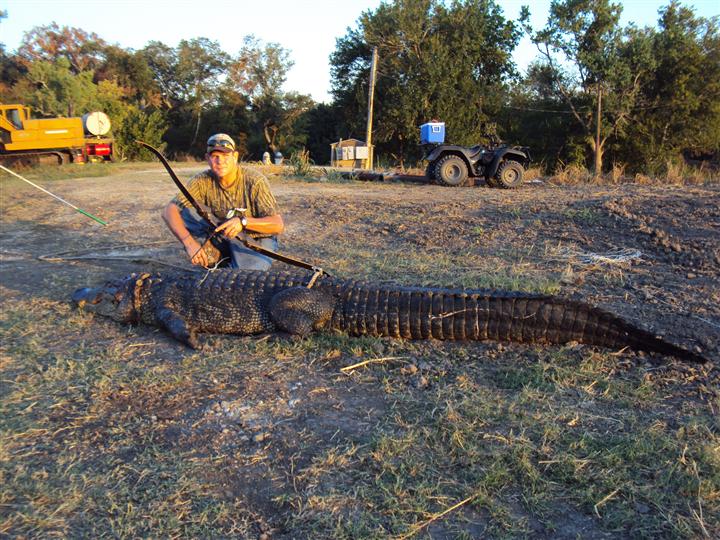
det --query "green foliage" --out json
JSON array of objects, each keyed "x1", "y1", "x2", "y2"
[
  {"x1": 330, "y1": 0, "x2": 524, "y2": 165},
  {"x1": 95, "y1": 45, "x2": 160, "y2": 105},
  {"x1": 0, "y1": 52, "x2": 26, "y2": 96},
  {"x1": 228, "y1": 35, "x2": 294, "y2": 99},
  {"x1": 18, "y1": 22, "x2": 107, "y2": 74},
  {"x1": 524, "y1": 0, "x2": 720, "y2": 175},
  {"x1": 24, "y1": 58, "x2": 98, "y2": 116},
  {"x1": 617, "y1": 2, "x2": 720, "y2": 172},
  {"x1": 2, "y1": 3, "x2": 717, "y2": 173},
  {"x1": 112, "y1": 107, "x2": 168, "y2": 161},
  {"x1": 302, "y1": 103, "x2": 344, "y2": 164},
  {"x1": 250, "y1": 91, "x2": 314, "y2": 157},
  {"x1": 288, "y1": 148, "x2": 313, "y2": 177},
  {"x1": 502, "y1": 63, "x2": 584, "y2": 168},
  {"x1": 531, "y1": 0, "x2": 655, "y2": 174},
  {"x1": 19, "y1": 59, "x2": 137, "y2": 157}
]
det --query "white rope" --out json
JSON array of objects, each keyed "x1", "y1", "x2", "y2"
[{"x1": 555, "y1": 247, "x2": 643, "y2": 266}]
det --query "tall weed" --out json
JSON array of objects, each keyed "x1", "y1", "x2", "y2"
[
  {"x1": 288, "y1": 149, "x2": 314, "y2": 178},
  {"x1": 549, "y1": 163, "x2": 593, "y2": 184}
]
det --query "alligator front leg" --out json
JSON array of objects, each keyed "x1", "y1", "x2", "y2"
[
  {"x1": 268, "y1": 287, "x2": 336, "y2": 337},
  {"x1": 156, "y1": 307, "x2": 200, "y2": 348}
]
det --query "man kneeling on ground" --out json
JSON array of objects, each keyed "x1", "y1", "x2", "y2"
[{"x1": 162, "y1": 133, "x2": 284, "y2": 270}]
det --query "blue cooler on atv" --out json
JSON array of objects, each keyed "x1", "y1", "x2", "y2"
[{"x1": 420, "y1": 122, "x2": 445, "y2": 144}]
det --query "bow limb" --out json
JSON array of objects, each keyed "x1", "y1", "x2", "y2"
[{"x1": 137, "y1": 140, "x2": 219, "y2": 227}]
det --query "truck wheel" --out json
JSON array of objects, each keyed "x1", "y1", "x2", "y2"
[
  {"x1": 495, "y1": 160, "x2": 524, "y2": 189},
  {"x1": 435, "y1": 155, "x2": 468, "y2": 187}
]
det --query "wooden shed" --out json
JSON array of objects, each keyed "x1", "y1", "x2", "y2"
[{"x1": 330, "y1": 138, "x2": 372, "y2": 168}]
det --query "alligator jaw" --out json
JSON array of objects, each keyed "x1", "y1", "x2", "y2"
[
  {"x1": 72, "y1": 287, "x2": 99, "y2": 308},
  {"x1": 72, "y1": 279, "x2": 137, "y2": 322}
]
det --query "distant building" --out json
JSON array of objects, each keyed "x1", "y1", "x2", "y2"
[{"x1": 330, "y1": 138, "x2": 372, "y2": 168}]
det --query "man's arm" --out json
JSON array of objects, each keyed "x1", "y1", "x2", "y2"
[
  {"x1": 161, "y1": 202, "x2": 209, "y2": 267},
  {"x1": 215, "y1": 213, "x2": 284, "y2": 239}
]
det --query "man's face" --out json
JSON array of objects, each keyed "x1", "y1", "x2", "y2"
[{"x1": 207, "y1": 150, "x2": 239, "y2": 179}]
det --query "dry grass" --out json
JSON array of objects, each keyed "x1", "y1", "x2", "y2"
[
  {"x1": 606, "y1": 162, "x2": 627, "y2": 184},
  {"x1": 1, "y1": 169, "x2": 719, "y2": 538},
  {"x1": 2, "y1": 281, "x2": 718, "y2": 539},
  {"x1": 546, "y1": 161, "x2": 719, "y2": 186},
  {"x1": 663, "y1": 160, "x2": 719, "y2": 185},
  {"x1": 523, "y1": 165, "x2": 543, "y2": 181},
  {"x1": 548, "y1": 163, "x2": 595, "y2": 185},
  {"x1": 282, "y1": 350, "x2": 719, "y2": 538}
]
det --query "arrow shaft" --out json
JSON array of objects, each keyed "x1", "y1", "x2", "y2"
[{"x1": 0, "y1": 164, "x2": 108, "y2": 226}]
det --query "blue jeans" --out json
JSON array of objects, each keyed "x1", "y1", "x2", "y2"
[{"x1": 180, "y1": 207, "x2": 278, "y2": 270}]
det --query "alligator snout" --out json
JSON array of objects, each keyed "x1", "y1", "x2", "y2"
[{"x1": 72, "y1": 287, "x2": 99, "y2": 307}]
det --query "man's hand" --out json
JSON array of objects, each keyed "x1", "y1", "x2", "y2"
[
  {"x1": 184, "y1": 237, "x2": 209, "y2": 267},
  {"x1": 215, "y1": 216, "x2": 244, "y2": 239}
]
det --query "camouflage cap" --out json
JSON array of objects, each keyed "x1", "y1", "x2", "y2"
[{"x1": 206, "y1": 133, "x2": 236, "y2": 154}]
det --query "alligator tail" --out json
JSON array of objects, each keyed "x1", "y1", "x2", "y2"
[{"x1": 333, "y1": 285, "x2": 706, "y2": 362}]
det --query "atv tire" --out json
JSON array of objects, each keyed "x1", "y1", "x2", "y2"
[
  {"x1": 435, "y1": 155, "x2": 468, "y2": 187},
  {"x1": 495, "y1": 160, "x2": 524, "y2": 189},
  {"x1": 425, "y1": 162, "x2": 436, "y2": 181}
]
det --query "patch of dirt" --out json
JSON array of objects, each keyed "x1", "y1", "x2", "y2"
[
  {"x1": 2, "y1": 168, "x2": 718, "y2": 377},
  {"x1": 1, "y1": 167, "x2": 718, "y2": 536}
]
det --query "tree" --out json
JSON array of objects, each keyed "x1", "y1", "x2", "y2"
[
  {"x1": 532, "y1": 0, "x2": 654, "y2": 175},
  {"x1": 17, "y1": 23, "x2": 107, "y2": 74},
  {"x1": 330, "y1": 0, "x2": 524, "y2": 166},
  {"x1": 621, "y1": 2, "x2": 720, "y2": 171},
  {"x1": 142, "y1": 38, "x2": 228, "y2": 151},
  {"x1": 95, "y1": 45, "x2": 162, "y2": 107},
  {"x1": 502, "y1": 62, "x2": 586, "y2": 170},
  {"x1": 250, "y1": 91, "x2": 314, "y2": 156},
  {"x1": 141, "y1": 41, "x2": 180, "y2": 108},
  {"x1": 24, "y1": 58, "x2": 98, "y2": 116},
  {"x1": 0, "y1": 12, "x2": 27, "y2": 98},
  {"x1": 113, "y1": 107, "x2": 168, "y2": 161},
  {"x1": 303, "y1": 103, "x2": 345, "y2": 164},
  {"x1": 226, "y1": 36, "x2": 312, "y2": 157},
  {"x1": 228, "y1": 35, "x2": 294, "y2": 99},
  {"x1": 176, "y1": 38, "x2": 228, "y2": 147}
]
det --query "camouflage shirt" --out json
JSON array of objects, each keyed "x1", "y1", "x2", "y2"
[{"x1": 173, "y1": 166, "x2": 280, "y2": 238}]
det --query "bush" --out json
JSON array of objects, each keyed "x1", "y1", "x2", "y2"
[
  {"x1": 288, "y1": 148, "x2": 313, "y2": 177},
  {"x1": 113, "y1": 107, "x2": 168, "y2": 161}
]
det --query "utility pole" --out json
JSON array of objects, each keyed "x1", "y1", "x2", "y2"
[{"x1": 365, "y1": 47, "x2": 378, "y2": 170}]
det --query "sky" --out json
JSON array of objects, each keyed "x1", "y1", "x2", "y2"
[{"x1": 1, "y1": 0, "x2": 719, "y2": 103}]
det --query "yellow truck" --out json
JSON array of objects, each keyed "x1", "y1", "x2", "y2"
[{"x1": 0, "y1": 103, "x2": 113, "y2": 165}]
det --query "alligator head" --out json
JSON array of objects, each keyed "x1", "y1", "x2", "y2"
[{"x1": 72, "y1": 273, "x2": 147, "y2": 323}]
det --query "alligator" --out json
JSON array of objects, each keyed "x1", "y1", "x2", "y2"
[{"x1": 72, "y1": 269, "x2": 707, "y2": 362}]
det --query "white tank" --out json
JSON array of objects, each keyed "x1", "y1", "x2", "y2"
[{"x1": 82, "y1": 112, "x2": 112, "y2": 136}]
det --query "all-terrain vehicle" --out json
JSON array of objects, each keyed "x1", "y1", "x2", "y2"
[{"x1": 421, "y1": 122, "x2": 531, "y2": 188}]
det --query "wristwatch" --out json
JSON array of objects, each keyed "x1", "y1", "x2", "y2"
[{"x1": 226, "y1": 208, "x2": 248, "y2": 230}]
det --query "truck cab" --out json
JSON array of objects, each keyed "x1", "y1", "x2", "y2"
[{"x1": 1, "y1": 104, "x2": 28, "y2": 130}]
